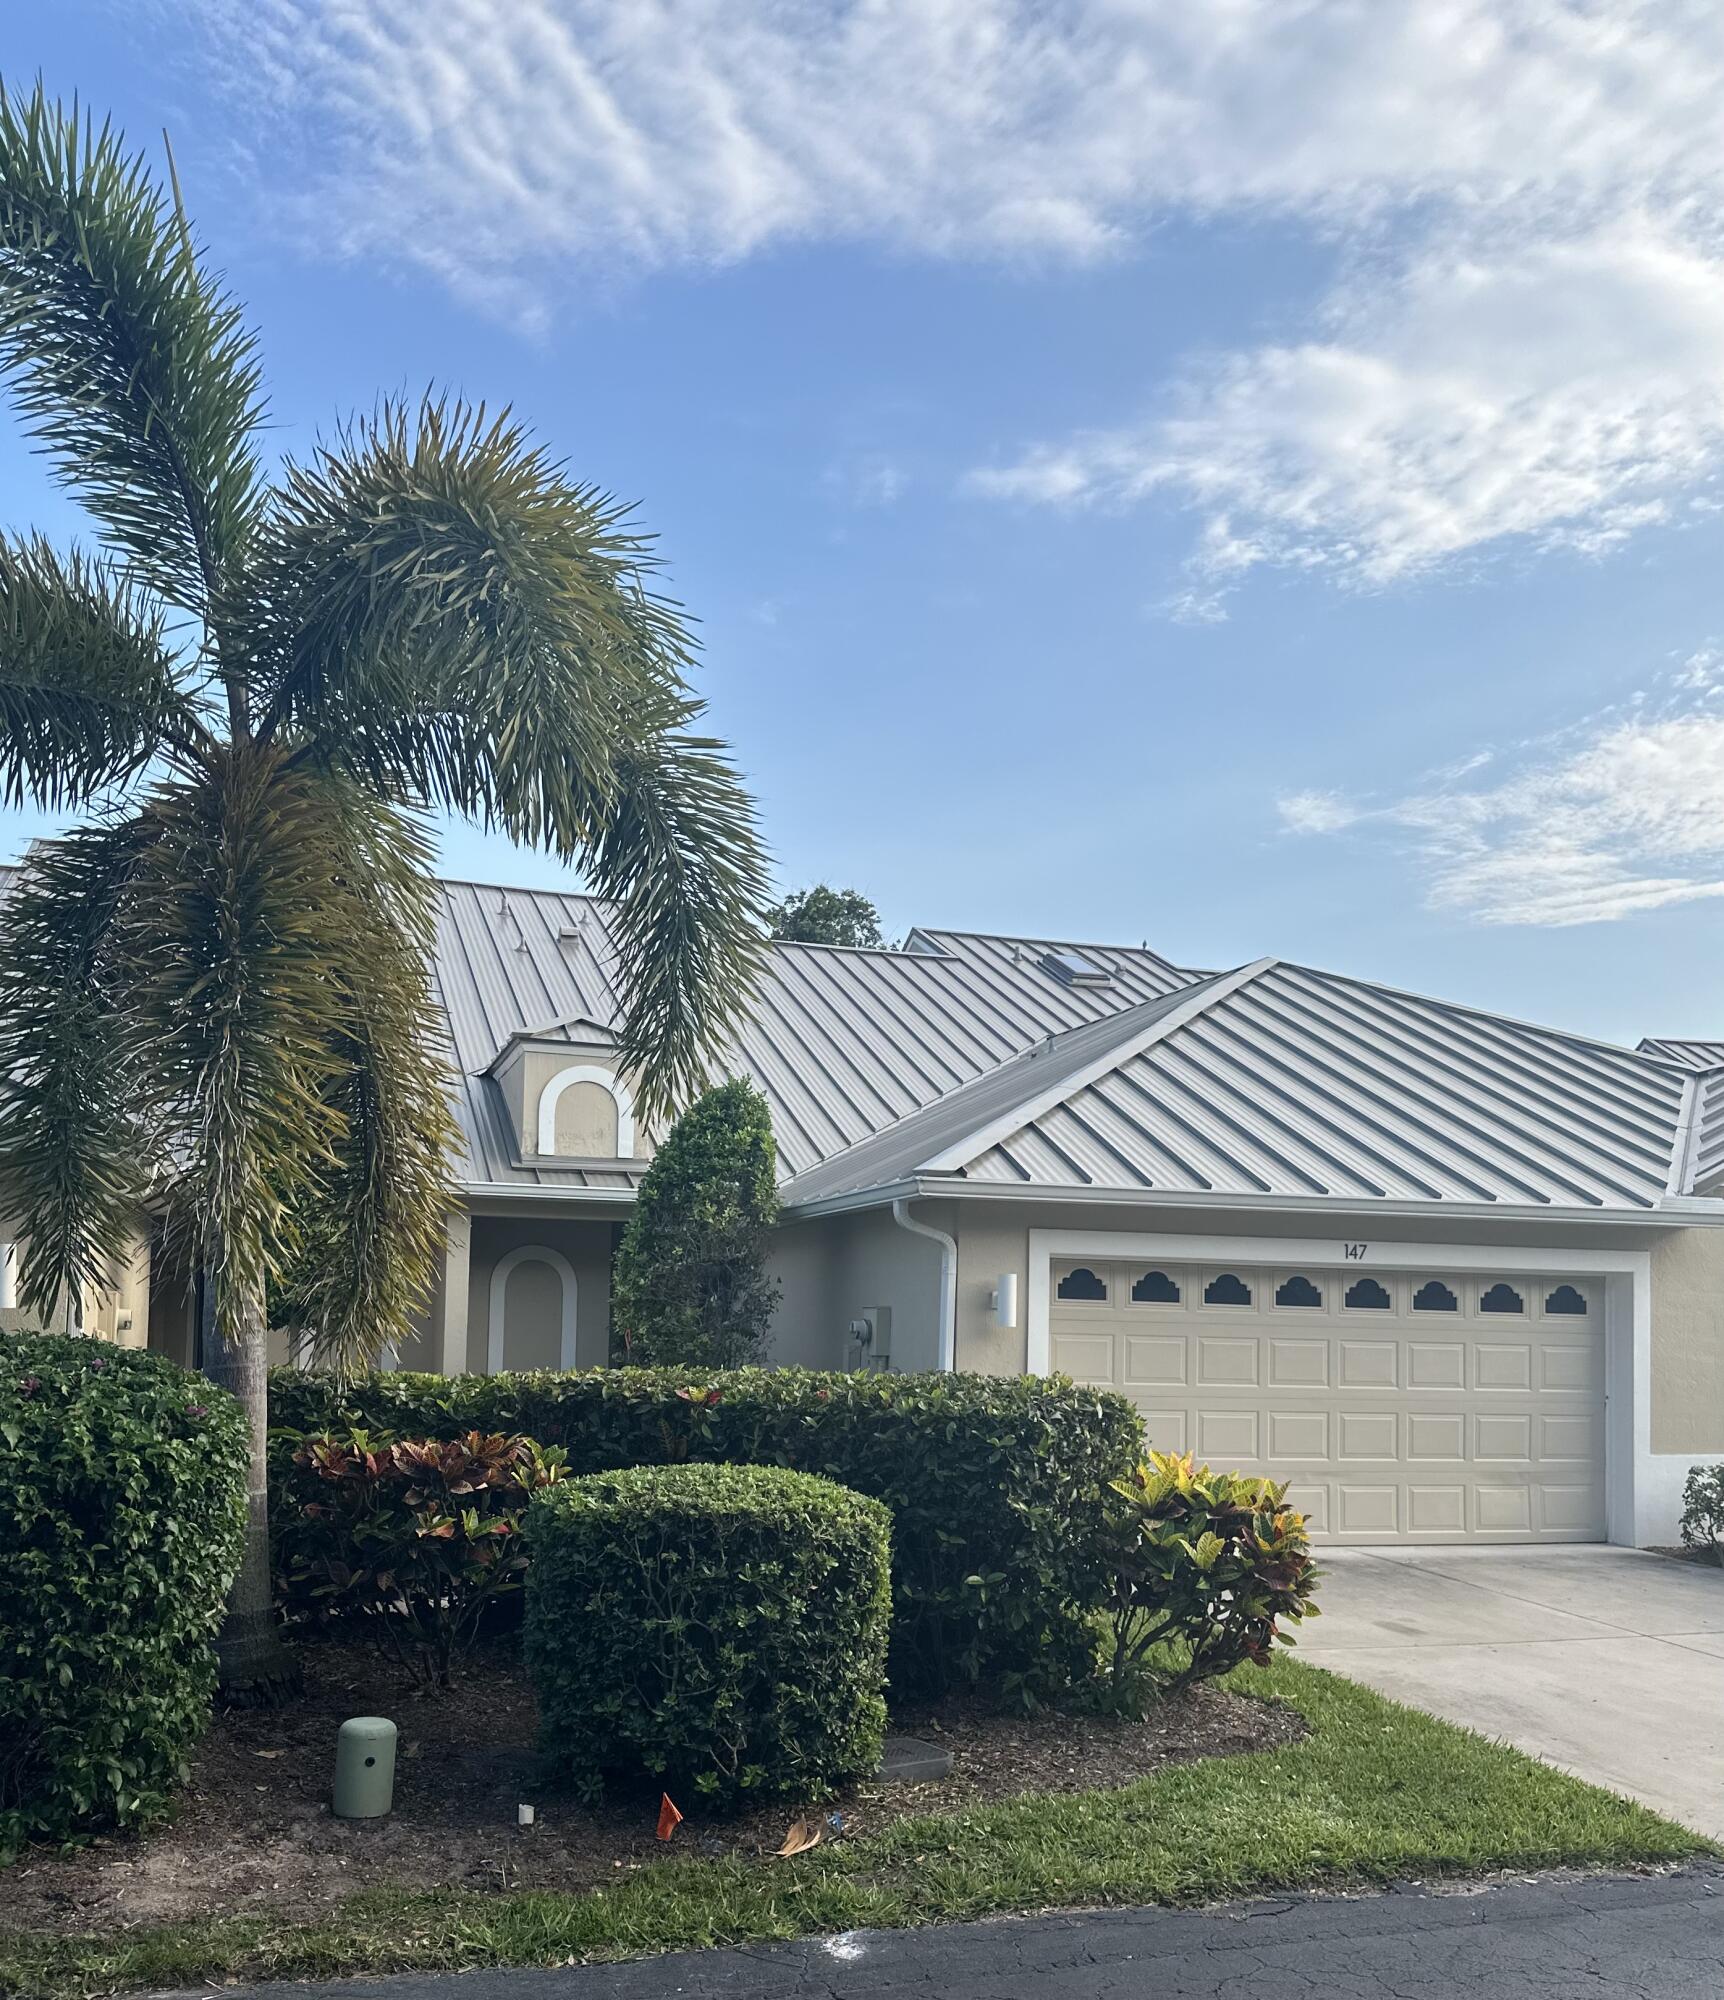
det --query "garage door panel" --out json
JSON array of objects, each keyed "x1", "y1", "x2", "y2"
[
  {"x1": 1408, "y1": 1342, "x2": 1466, "y2": 1389},
  {"x1": 1408, "y1": 1484, "x2": 1467, "y2": 1535},
  {"x1": 1407, "y1": 1412, "x2": 1466, "y2": 1461},
  {"x1": 1269, "y1": 1338, "x2": 1329, "y2": 1387},
  {"x1": 1475, "y1": 1343, "x2": 1533, "y2": 1390},
  {"x1": 1337, "y1": 1484, "x2": 1400, "y2": 1536},
  {"x1": 1050, "y1": 1258, "x2": 1604, "y2": 1544},
  {"x1": 1122, "y1": 1335, "x2": 1188, "y2": 1388},
  {"x1": 1268, "y1": 1409, "x2": 1329, "y2": 1459},
  {"x1": 1339, "y1": 1341, "x2": 1399, "y2": 1388}
]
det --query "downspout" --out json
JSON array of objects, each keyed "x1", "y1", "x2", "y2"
[{"x1": 891, "y1": 1198, "x2": 957, "y2": 1372}]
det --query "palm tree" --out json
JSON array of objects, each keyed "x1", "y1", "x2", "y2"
[{"x1": 0, "y1": 86, "x2": 767, "y2": 1699}]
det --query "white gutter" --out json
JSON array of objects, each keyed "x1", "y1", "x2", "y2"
[
  {"x1": 783, "y1": 1176, "x2": 1724, "y2": 1229},
  {"x1": 891, "y1": 1198, "x2": 957, "y2": 1372}
]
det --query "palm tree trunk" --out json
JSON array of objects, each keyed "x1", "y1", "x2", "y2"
[{"x1": 200, "y1": 1274, "x2": 301, "y2": 1705}]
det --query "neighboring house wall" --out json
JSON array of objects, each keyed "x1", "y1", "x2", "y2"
[
  {"x1": 0, "y1": 1219, "x2": 151, "y2": 1347},
  {"x1": 1649, "y1": 1224, "x2": 1724, "y2": 1456}
]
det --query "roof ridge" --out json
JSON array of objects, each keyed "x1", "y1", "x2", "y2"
[{"x1": 914, "y1": 958, "x2": 1278, "y2": 1177}]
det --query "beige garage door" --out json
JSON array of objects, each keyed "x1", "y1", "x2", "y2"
[{"x1": 1050, "y1": 1258, "x2": 1604, "y2": 1542}]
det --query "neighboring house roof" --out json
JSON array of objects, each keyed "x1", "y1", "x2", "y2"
[
  {"x1": 433, "y1": 879, "x2": 1207, "y2": 1190},
  {"x1": 1638, "y1": 1036, "x2": 1724, "y2": 1070},
  {"x1": 783, "y1": 956, "x2": 1695, "y2": 1215}
]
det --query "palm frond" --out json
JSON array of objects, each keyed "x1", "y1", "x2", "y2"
[
  {"x1": 270, "y1": 796, "x2": 456, "y2": 1373},
  {"x1": 125, "y1": 750, "x2": 359, "y2": 1343},
  {"x1": 0, "y1": 823, "x2": 155, "y2": 1321},
  {"x1": 0, "y1": 533, "x2": 205, "y2": 807},
  {"x1": 587, "y1": 727, "x2": 769, "y2": 1124},
  {"x1": 249, "y1": 396, "x2": 769, "y2": 1114},
  {"x1": 0, "y1": 82, "x2": 264, "y2": 620}
]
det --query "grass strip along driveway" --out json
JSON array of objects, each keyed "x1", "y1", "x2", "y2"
[{"x1": 1, "y1": 1660, "x2": 1708, "y2": 2000}]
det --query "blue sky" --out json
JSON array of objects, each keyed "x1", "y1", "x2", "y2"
[{"x1": 5, "y1": 2, "x2": 1724, "y2": 1047}]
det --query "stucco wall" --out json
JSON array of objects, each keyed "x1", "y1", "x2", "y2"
[
  {"x1": 0, "y1": 1219, "x2": 151, "y2": 1347},
  {"x1": 794, "y1": 1204, "x2": 950, "y2": 1374},
  {"x1": 1650, "y1": 1224, "x2": 1724, "y2": 1455},
  {"x1": 765, "y1": 1221, "x2": 838, "y2": 1368}
]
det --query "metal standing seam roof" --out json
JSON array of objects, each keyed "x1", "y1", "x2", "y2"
[
  {"x1": 1639, "y1": 1036, "x2": 1724, "y2": 1071},
  {"x1": 1, "y1": 863, "x2": 1712, "y2": 1214},
  {"x1": 782, "y1": 956, "x2": 1697, "y2": 1213},
  {"x1": 433, "y1": 880, "x2": 1207, "y2": 1188}
]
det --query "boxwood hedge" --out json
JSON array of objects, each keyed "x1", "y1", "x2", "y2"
[
  {"x1": 1, "y1": 1332, "x2": 248, "y2": 1858},
  {"x1": 270, "y1": 1365, "x2": 1141, "y2": 1697},
  {"x1": 526, "y1": 1463, "x2": 890, "y2": 1809}
]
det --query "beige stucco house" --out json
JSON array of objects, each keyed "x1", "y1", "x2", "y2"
[{"x1": 8, "y1": 871, "x2": 1724, "y2": 1549}]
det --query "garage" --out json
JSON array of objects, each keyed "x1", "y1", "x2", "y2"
[{"x1": 1049, "y1": 1256, "x2": 1604, "y2": 1542}]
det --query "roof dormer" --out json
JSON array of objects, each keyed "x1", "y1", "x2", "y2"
[{"x1": 484, "y1": 1017, "x2": 649, "y2": 1167}]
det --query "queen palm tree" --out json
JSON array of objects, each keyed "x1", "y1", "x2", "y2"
[{"x1": 0, "y1": 86, "x2": 767, "y2": 1698}]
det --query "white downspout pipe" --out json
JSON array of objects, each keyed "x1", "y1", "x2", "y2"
[
  {"x1": 891, "y1": 1198, "x2": 957, "y2": 1372},
  {"x1": 0, "y1": 1241, "x2": 15, "y2": 1312}
]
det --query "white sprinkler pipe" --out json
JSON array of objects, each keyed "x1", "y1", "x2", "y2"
[{"x1": 891, "y1": 1198, "x2": 957, "y2": 1372}]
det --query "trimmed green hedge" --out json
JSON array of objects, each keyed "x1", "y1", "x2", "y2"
[
  {"x1": 527, "y1": 1463, "x2": 891, "y2": 1809},
  {"x1": 1, "y1": 1332, "x2": 248, "y2": 1858},
  {"x1": 270, "y1": 1365, "x2": 1142, "y2": 1697}
]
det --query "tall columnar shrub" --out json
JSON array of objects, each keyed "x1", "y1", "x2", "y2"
[
  {"x1": 271, "y1": 1364, "x2": 1143, "y2": 1698},
  {"x1": 610, "y1": 1079, "x2": 781, "y2": 1368},
  {"x1": 527, "y1": 1463, "x2": 891, "y2": 1810},
  {"x1": 1, "y1": 1333, "x2": 248, "y2": 1858}
]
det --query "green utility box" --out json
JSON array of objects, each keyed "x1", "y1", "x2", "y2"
[{"x1": 333, "y1": 1715, "x2": 397, "y2": 1819}]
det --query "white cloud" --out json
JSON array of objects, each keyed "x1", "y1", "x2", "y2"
[
  {"x1": 823, "y1": 454, "x2": 909, "y2": 507},
  {"x1": 1279, "y1": 664, "x2": 1724, "y2": 925},
  {"x1": 180, "y1": 2, "x2": 1724, "y2": 580}
]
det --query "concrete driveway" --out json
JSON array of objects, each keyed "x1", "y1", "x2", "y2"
[{"x1": 1300, "y1": 1546, "x2": 1724, "y2": 1838}]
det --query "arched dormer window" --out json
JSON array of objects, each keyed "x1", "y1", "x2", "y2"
[{"x1": 536, "y1": 1064, "x2": 636, "y2": 1158}]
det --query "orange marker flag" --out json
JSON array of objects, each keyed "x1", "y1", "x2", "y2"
[{"x1": 656, "y1": 1793, "x2": 684, "y2": 1841}]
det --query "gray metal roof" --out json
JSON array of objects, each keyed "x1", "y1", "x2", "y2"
[
  {"x1": 434, "y1": 880, "x2": 1209, "y2": 1188},
  {"x1": 2, "y1": 861, "x2": 1712, "y2": 1216},
  {"x1": 1639, "y1": 1036, "x2": 1724, "y2": 1071},
  {"x1": 783, "y1": 956, "x2": 1695, "y2": 1214}
]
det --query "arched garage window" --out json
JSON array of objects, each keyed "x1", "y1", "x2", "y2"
[
  {"x1": 1480, "y1": 1282, "x2": 1524, "y2": 1315},
  {"x1": 1274, "y1": 1274, "x2": 1322, "y2": 1308},
  {"x1": 1057, "y1": 1266, "x2": 1107, "y2": 1302},
  {"x1": 1344, "y1": 1277, "x2": 1392, "y2": 1311},
  {"x1": 1131, "y1": 1269, "x2": 1180, "y2": 1304},
  {"x1": 1203, "y1": 1272, "x2": 1252, "y2": 1307},
  {"x1": 1412, "y1": 1279, "x2": 1458, "y2": 1313},
  {"x1": 1545, "y1": 1284, "x2": 1588, "y2": 1316}
]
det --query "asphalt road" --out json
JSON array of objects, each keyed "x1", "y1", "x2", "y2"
[{"x1": 187, "y1": 1866, "x2": 1724, "y2": 1999}]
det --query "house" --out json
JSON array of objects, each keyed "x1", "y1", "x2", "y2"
[{"x1": 6, "y1": 869, "x2": 1724, "y2": 1549}]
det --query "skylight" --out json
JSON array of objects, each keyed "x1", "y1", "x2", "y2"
[{"x1": 1039, "y1": 947, "x2": 1114, "y2": 988}]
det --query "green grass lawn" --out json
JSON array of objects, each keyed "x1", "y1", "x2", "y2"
[{"x1": 1, "y1": 1659, "x2": 1708, "y2": 2000}]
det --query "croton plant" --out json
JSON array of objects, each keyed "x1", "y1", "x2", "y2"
[{"x1": 278, "y1": 1430, "x2": 567, "y2": 1685}]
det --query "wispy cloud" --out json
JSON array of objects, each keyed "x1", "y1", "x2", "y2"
[
  {"x1": 181, "y1": 2, "x2": 1724, "y2": 585},
  {"x1": 1278, "y1": 654, "x2": 1724, "y2": 926}
]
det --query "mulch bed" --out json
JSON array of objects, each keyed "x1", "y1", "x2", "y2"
[{"x1": 0, "y1": 1634, "x2": 1304, "y2": 1936}]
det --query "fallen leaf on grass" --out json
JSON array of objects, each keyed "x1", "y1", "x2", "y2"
[{"x1": 775, "y1": 1820, "x2": 821, "y2": 1858}]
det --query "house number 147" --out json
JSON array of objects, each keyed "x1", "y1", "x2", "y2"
[{"x1": 1341, "y1": 1242, "x2": 1368, "y2": 1260}]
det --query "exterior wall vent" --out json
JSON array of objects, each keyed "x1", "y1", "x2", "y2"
[{"x1": 1039, "y1": 947, "x2": 1113, "y2": 989}]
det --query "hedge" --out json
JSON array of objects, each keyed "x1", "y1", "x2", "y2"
[
  {"x1": 527, "y1": 1463, "x2": 891, "y2": 1809},
  {"x1": 270, "y1": 1365, "x2": 1142, "y2": 1697},
  {"x1": 1, "y1": 1332, "x2": 248, "y2": 1858}
]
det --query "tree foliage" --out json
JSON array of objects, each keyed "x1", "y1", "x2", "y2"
[
  {"x1": 610, "y1": 1080, "x2": 781, "y2": 1368},
  {"x1": 0, "y1": 83, "x2": 767, "y2": 1366},
  {"x1": 767, "y1": 882, "x2": 884, "y2": 948},
  {"x1": 0, "y1": 83, "x2": 765, "y2": 1693}
]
